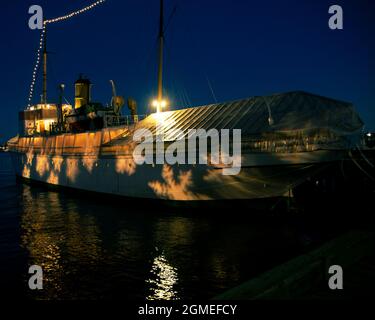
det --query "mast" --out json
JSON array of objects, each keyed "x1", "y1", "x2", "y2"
[
  {"x1": 42, "y1": 26, "x2": 47, "y2": 105},
  {"x1": 156, "y1": 0, "x2": 164, "y2": 112}
]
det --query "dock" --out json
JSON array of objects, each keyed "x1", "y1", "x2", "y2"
[{"x1": 214, "y1": 230, "x2": 375, "y2": 299}]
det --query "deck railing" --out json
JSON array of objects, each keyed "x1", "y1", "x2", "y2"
[{"x1": 103, "y1": 113, "x2": 147, "y2": 128}]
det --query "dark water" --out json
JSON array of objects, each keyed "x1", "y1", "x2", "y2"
[{"x1": 0, "y1": 152, "x2": 348, "y2": 300}]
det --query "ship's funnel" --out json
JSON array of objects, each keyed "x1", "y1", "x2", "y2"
[
  {"x1": 127, "y1": 98, "x2": 137, "y2": 117},
  {"x1": 75, "y1": 74, "x2": 92, "y2": 109}
]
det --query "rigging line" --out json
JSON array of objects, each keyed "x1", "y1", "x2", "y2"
[
  {"x1": 176, "y1": 81, "x2": 188, "y2": 108},
  {"x1": 63, "y1": 97, "x2": 71, "y2": 105},
  {"x1": 168, "y1": 46, "x2": 192, "y2": 107},
  {"x1": 174, "y1": 3, "x2": 217, "y2": 105},
  {"x1": 163, "y1": 3, "x2": 178, "y2": 34},
  {"x1": 183, "y1": 85, "x2": 192, "y2": 107},
  {"x1": 182, "y1": 87, "x2": 191, "y2": 107},
  {"x1": 163, "y1": 38, "x2": 183, "y2": 107},
  {"x1": 170, "y1": 72, "x2": 185, "y2": 107},
  {"x1": 164, "y1": 20, "x2": 193, "y2": 109},
  {"x1": 356, "y1": 144, "x2": 374, "y2": 168},
  {"x1": 174, "y1": 76, "x2": 187, "y2": 108},
  {"x1": 174, "y1": 81, "x2": 187, "y2": 108},
  {"x1": 206, "y1": 75, "x2": 217, "y2": 104},
  {"x1": 169, "y1": 72, "x2": 180, "y2": 107},
  {"x1": 348, "y1": 150, "x2": 374, "y2": 181},
  {"x1": 136, "y1": 37, "x2": 159, "y2": 79},
  {"x1": 180, "y1": 90, "x2": 188, "y2": 108}
]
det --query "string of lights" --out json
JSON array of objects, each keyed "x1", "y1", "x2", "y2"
[
  {"x1": 28, "y1": 0, "x2": 107, "y2": 107},
  {"x1": 28, "y1": 27, "x2": 46, "y2": 106}
]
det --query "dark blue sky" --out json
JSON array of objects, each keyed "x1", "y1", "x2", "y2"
[{"x1": 0, "y1": 0, "x2": 374, "y2": 141}]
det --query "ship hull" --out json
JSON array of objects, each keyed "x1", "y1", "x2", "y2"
[
  {"x1": 9, "y1": 91, "x2": 364, "y2": 201},
  {"x1": 9, "y1": 149, "x2": 343, "y2": 201}
]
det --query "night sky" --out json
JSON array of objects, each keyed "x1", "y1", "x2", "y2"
[{"x1": 0, "y1": 0, "x2": 374, "y2": 142}]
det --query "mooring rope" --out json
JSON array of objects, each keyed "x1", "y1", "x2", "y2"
[
  {"x1": 348, "y1": 149, "x2": 374, "y2": 181},
  {"x1": 356, "y1": 144, "x2": 374, "y2": 168}
]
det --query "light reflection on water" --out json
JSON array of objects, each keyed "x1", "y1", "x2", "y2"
[
  {"x1": 146, "y1": 254, "x2": 179, "y2": 300},
  {"x1": 0, "y1": 153, "x2": 322, "y2": 300},
  {"x1": 17, "y1": 184, "x2": 190, "y2": 300},
  {"x1": 20, "y1": 187, "x2": 103, "y2": 299}
]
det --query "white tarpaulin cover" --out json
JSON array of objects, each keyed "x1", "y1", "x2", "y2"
[{"x1": 128, "y1": 91, "x2": 363, "y2": 143}]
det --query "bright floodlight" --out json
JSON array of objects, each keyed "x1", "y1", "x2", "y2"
[
  {"x1": 151, "y1": 99, "x2": 168, "y2": 113},
  {"x1": 160, "y1": 100, "x2": 167, "y2": 108}
]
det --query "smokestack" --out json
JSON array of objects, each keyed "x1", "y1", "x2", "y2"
[{"x1": 74, "y1": 74, "x2": 92, "y2": 109}]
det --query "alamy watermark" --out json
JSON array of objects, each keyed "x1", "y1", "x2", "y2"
[
  {"x1": 28, "y1": 4, "x2": 345, "y2": 31},
  {"x1": 132, "y1": 125, "x2": 242, "y2": 176},
  {"x1": 28, "y1": 265, "x2": 43, "y2": 290},
  {"x1": 328, "y1": 5, "x2": 344, "y2": 30},
  {"x1": 328, "y1": 265, "x2": 343, "y2": 290},
  {"x1": 28, "y1": 5, "x2": 43, "y2": 30}
]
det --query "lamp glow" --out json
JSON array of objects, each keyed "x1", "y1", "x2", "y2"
[{"x1": 151, "y1": 99, "x2": 168, "y2": 113}]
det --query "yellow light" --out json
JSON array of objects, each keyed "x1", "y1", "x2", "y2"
[
  {"x1": 151, "y1": 99, "x2": 168, "y2": 110},
  {"x1": 160, "y1": 100, "x2": 167, "y2": 108}
]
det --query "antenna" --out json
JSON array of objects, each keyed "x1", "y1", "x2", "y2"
[
  {"x1": 151, "y1": 0, "x2": 170, "y2": 113},
  {"x1": 157, "y1": 0, "x2": 164, "y2": 112}
]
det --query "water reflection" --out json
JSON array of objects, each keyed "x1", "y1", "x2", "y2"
[
  {"x1": 21, "y1": 187, "x2": 64, "y2": 297},
  {"x1": 6, "y1": 170, "x2": 317, "y2": 300},
  {"x1": 20, "y1": 186, "x2": 103, "y2": 299},
  {"x1": 146, "y1": 254, "x2": 179, "y2": 300}
]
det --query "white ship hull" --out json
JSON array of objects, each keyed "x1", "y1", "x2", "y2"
[
  {"x1": 9, "y1": 149, "x2": 343, "y2": 201},
  {"x1": 8, "y1": 91, "x2": 363, "y2": 201}
]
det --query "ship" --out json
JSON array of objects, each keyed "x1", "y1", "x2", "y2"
[{"x1": 6, "y1": 0, "x2": 366, "y2": 202}]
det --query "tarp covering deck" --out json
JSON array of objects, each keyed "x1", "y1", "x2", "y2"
[{"x1": 131, "y1": 91, "x2": 363, "y2": 141}]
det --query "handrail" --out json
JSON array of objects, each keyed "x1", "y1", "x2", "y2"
[{"x1": 103, "y1": 113, "x2": 148, "y2": 128}]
